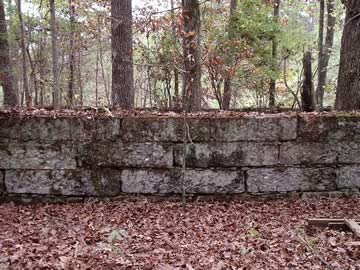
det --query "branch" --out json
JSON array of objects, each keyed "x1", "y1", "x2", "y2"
[{"x1": 297, "y1": 234, "x2": 336, "y2": 270}]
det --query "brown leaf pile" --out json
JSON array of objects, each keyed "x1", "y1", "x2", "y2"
[{"x1": 1, "y1": 197, "x2": 360, "y2": 269}]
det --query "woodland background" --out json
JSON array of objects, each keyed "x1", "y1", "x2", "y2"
[{"x1": 0, "y1": 0, "x2": 352, "y2": 111}]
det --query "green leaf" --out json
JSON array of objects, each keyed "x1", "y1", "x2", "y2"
[{"x1": 108, "y1": 229, "x2": 128, "y2": 243}]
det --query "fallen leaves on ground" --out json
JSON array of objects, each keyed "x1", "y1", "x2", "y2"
[{"x1": 1, "y1": 197, "x2": 360, "y2": 269}]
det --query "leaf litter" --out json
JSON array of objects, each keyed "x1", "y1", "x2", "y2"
[{"x1": 0, "y1": 197, "x2": 360, "y2": 269}]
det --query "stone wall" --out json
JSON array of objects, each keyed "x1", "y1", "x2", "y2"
[{"x1": 0, "y1": 112, "x2": 359, "y2": 200}]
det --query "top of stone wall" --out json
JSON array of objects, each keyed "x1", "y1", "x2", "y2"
[
  {"x1": 1, "y1": 109, "x2": 360, "y2": 143},
  {"x1": 1, "y1": 107, "x2": 360, "y2": 118}
]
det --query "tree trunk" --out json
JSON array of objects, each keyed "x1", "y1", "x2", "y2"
[
  {"x1": 49, "y1": 0, "x2": 60, "y2": 108},
  {"x1": 98, "y1": 16, "x2": 111, "y2": 107},
  {"x1": 269, "y1": 0, "x2": 280, "y2": 108},
  {"x1": 68, "y1": 0, "x2": 75, "y2": 106},
  {"x1": 335, "y1": 0, "x2": 360, "y2": 110},
  {"x1": 171, "y1": 0, "x2": 180, "y2": 110},
  {"x1": 222, "y1": 0, "x2": 238, "y2": 110},
  {"x1": 316, "y1": 0, "x2": 325, "y2": 108},
  {"x1": 77, "y1": 48, "x2": 83, "y2": 106},
  {"x1": 111, "y1": 0, "x2": 134, "y2": 109},
  {"x1": 17, "y1": 0, "x2": 30, "y2": 107},
  {"x1": 0, "y1": 0, "x2": 18, "y2": 107},
  {"x1": 316, "y1": 0, "x2": 336, "y2": 108},
  {"x1": 26, "y1": 47, "x2": 38, "y2": 106},
  {"x1": 182, "y1": 0, "x2": 202, "y2": 112},
  {"x1": 302, "y1": 51, "x2": 316, "y2": 112},
  {"x1": 39, "y1": 34, "x2": 46, "y2": 107}
]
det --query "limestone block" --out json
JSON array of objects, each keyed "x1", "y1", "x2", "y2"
[
  {"x1": 122, "y1": 169, "x2": 244, "y2": 194},
  {"x1": 337, "y1": 142, "x2": 360, "y2": 164},
  {"x1": 5, "y1": 169, "x2": 121, "y2": 196},
  {"x1": 338, "y1": 166, "x2": 360, "y2": 189},
  {"x1": 210, "y1": 115, "x2": 297, "y2": 142},
  {"x1": 121, "y1": 117, "x2": 210, "y2": 142},
  {"x1": 298, "y1": 114, "x2": 360, "y2": 142},
  {"x1": 69, "y1": 117, "x2": 121, "y2": 142},
  {"x1": 0, "y1": 171, "x2": 4, "y2": 195},
  {"x1": 247, "y1": 167, "x2": 337, "y2": 193},
  {"x1": 0, "y1": 117, "x2": 71, "y2": 142},
  {"x1": 174, "y1": 143, "x2": 279, "y2": 168},
  {"x1": 80, "y1": 143, "x2": 173, "y2": 168},
  {"x1": 280, "y1": 142, "x2": 336, "y2": 165},
  {"x1": 0, "y1": 143, "x2": 77, "y2": 169}
]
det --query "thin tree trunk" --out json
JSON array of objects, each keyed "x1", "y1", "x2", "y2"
[
  {"x1": 182, "y1": 0, "x2": 202, "y2": 112},
  {"x1": 316, "y1": 0, "x2": 336, "y2": 108},
  {"x1": 49, "y1": 0, "x2": 60, "y2": 108},
  {"x1": 316, "y1": 0, "x2": 325, "y2": 108},
  {"x1": 111, "y1": 0, "x2": 134, "y2": 109},
  {"x1": 17, "y1": 0, "x2": 30, "y2": 107},
  {"x1": 222, "y1": 0, "x2": 238, "y2": 110},
  {"x1": 95, "y1": 46, "x2": 99, "y2": 107},
  {"x1": 68, "y1": 0, "x2": 75, "y2": 106},
  {"x1": 170, "y1": 0, "x2": 180, "y2": 110},
  {"x1": 77, "y1": 49, "x2": 83, "y2": 106},
  {"x1": 97, "y1": 16, "x2": 111, "y2": 107},
  {"x1": 0, "y1": 0, "x2": 18, "y2": 107},
  {"x1": 269, "y1": 0, "x2": 280, "y2": 108},
  {"x1": 26, "y1": 48, "x2": 38, "y2": 106},
  {"x1": 39, "y1": 34, "x2": 46, "y2": 106},
  {"x1": 302, "y1": 51, "x2": 316, "y2": 112}
]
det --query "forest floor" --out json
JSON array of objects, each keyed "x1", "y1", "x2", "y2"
[{"x1": 0, "y1": 197, "x2": 360, "y2": 270}]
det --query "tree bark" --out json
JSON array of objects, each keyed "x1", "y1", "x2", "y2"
[
  {"x1": 222, "y1": 0, "x2": 238, "y2": 110},
  {"x1": 302, "y1": 51, "x2": 316, "y2": 112},
  {"x1": 111, "y1": 0, "x2": 134, "y2": 109},
  {"x1": 17, "y1": 0, "x2": 31, "y2": 107},
  {"x1": 171, "y1": 0, "x2": 180, "y2": 110},
  {"x1": 49, "y1": 0, "x2": 60, "y2": 108},
  {"x1": 316, "y1": 0, "x2": 325, "y2": 108},
  {"x1": 68, "y1": 0, "x2": 75, "y2": 106},
  {"x1": 335, "y1": 0, "x2": 360, "y2": 110},
  {"x1": 269, "y1": 0, "x2": 280, "y2": 108},
  {"x1": 316, "y1": 0, "x2": 336, "y2": 108},
  {"x1": 182, "y1": 0, "x2": 202, "y2": 112},
  {"x1": 0, "y1": 0, "x2": 18, "y2": 107},
  {"x1": 39, "y1": 34, "x2": 46, "y2": 107}
]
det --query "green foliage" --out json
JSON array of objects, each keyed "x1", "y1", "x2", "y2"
[
  {"x1": 0, "y1": 0, "x2": 344, "y2": 109},
  {"x1": 108, "y1": 229, "x2": 128, "y2": 243}
]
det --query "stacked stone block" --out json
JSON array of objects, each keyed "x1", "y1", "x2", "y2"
[{"x1": 0, "y1": 113, "x2": 359, "y2": 198}]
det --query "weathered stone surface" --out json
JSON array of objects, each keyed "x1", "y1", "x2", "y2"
[
  {"x1": 280, "y1": 142, "x2": 336, "y2": 165},
  {"x1": 337, "y1": 166, "x2": 360, "y2": 189},
  {"x1": 5, "y1": 169, "x2": 121, "y2": 196},
  {"x1": 337, "y1": 142, "x2": 360, "y2": 164},
  {"x1": 121, "y1": 169, "x2": 180, "y2": 194},
  {"x1": 298, "y1": 114, "x2": 360, "y2": 142},
  {"x1": 0, "y1": 117, "x2": 122, "y2": 142},
  {"x1": 210, "y1": 116, "x2": 297, "y2": 142},
  {"x1": 0, "y1": 171, "x2": 4, "y2": 195},
  {"x1": 0, "y1": 143, "x2": 77, "y2": 169},
  {"x1": 0, "y1": 117, "x2": 71, "y2": 142},
  {"x1": 122, "y1": 169, "x2": 244, "y2": 194},
  {"x1": 122, "y1": 117, "x2": 210, "y2": 142},
  {"x1": 70, "y1": 118, "x2": 121, "y2": 142},
  {"x1": 247, "y1": 167, "x2": 337, "y2": 193},
  {"x1": 175, "y1": 143, "x2": 278, "y2": 168},
  {"x1": 184, "y1": 169, "x2": 244, "y2": 194},
  {"x1": 280, "y1": 142, "x2": 360, "y2": 165},
  {"x1": 80, "y1": 143, "x2": 173, "y2": 168}
]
